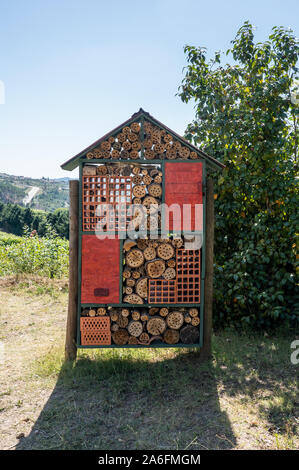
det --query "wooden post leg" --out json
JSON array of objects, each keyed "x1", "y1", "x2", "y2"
[
  {"x1": 65, "y1": 180, "x2": 79, "y2": 361},
  {"x1": 200, "y1": 178, "x2": 214, "y2": 361}
]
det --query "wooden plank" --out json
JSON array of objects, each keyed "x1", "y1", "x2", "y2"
[
  {"x1": 65, "y1": 180, "x2": 79, "y2": 361},
  {"x1": 200, "y1": 178, "x2": 214, "y2": 361}
]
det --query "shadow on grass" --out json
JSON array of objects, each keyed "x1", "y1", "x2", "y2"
[{"x1": 15, "y1": 348, "x2": 237, "y2": 450}]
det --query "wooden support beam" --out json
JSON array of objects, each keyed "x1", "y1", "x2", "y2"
[
  {"x1": 65, "y1": 180, "x2": 79, "y2": 361},
  {"x1": 200, "y1": 178, "x2": 214, "y2": 361}
]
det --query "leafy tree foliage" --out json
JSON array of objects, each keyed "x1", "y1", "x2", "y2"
[
  {"x1": 179, "y1": 23, "x2": 299, "y2": 328},
  {"x1": 0, "y1": 203, "x2": 69, "y2": 239}
]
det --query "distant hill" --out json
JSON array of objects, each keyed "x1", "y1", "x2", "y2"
[{"x1": 0, "y1": 173, "x2": 70, "y2": 212}]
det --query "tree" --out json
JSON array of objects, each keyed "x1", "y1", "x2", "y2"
[{"x1": 179, "y1": 22, "x2": 299, "y2": 328}]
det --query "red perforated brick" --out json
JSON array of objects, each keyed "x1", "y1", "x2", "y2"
[
  {"x1": 82, "y1": 175, "x2": 133, "y2": 231},
  {"x1": 80, "y1": 317, "x2": 111, "y2": 345},
  {"x1": 176, "y1": 248, "x2": 200, "y2": 303},
  {"x1": 148, "y1": 279, "x2": 176, "y2": 304}
]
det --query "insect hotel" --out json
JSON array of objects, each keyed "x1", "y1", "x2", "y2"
[{"x1": 62, "y1": 109, "x2": 224, "y2": 358}]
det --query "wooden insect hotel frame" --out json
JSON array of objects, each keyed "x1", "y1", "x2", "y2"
[{"x1": 62, "y1": 109, "x2": 224, "y2": 360}]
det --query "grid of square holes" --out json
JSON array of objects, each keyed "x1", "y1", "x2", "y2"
[
  {"x1": 176, "y1": 249, "x2": 200, "y2": 303},
  {"x1": 82, "y1": 175, "x2": 133, "y2": 231},
  {"x1": 148, "y1": 279, "x2": 176, "y2": 304}
]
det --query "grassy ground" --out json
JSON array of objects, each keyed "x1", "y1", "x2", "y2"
[{"x1": 0, "y1": 275, "x2": 298, "y2": 450}]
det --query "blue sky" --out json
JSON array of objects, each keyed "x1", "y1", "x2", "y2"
[{"x1": 0, "y1": 0, "x2": 298, "y2": 178}]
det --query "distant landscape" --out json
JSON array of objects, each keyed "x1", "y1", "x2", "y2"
[{"x1": 0, "y1": 172, "x2": 70, "y2": 212}]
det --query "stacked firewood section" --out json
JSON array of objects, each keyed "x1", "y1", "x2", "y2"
[
  {"x1": 86, "y1": 121, "x2": 143, "y2": 161},
  {"x1": 143, "y1": 121, "x2": 199, "y2": 160},
  {"x1": 83, "y1": 119, "x2": 200, "y2": 161},
  {"x1": 81, "y1": 307, "x2": 200, "y2": 345},
  {"x1": 122, "y1": 237, "x2": 183, "y2": 304}
]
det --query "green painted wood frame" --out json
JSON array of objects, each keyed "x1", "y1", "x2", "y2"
[{"x1": 77, "y1": 155, "x2": 206, "y2": 348}]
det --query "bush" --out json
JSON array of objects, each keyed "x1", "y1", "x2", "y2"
[{"x1": 179, "y1": 23, "x2": 299, "y2": 329}]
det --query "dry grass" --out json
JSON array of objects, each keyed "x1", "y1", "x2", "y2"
[{"x1": 0, "y1": 275, "x2": 298, "y2": 450}]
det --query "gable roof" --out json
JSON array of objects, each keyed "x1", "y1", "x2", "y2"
[{"x1": 61, "y1": 108, "x2": 225, "y2": 171}]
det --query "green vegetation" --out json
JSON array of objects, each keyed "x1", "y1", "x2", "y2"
[
  {"x1": 0, "y1": 230, "x2": 68, "y2": 278},
  {"x1": 179, "y1": 23, "x2": 299, "y2": 329},
  {"x1": 0, "y1": 203, "x2": 69, "y2": 239},
  {"x1": 0, "y1": 173, "x2": 69, "y2": 212}
]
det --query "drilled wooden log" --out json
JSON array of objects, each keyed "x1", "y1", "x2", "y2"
[
  {"x1": 121, "y1": 308, "x2": 130, "y2": 317},
  {"x1": 123, "y1": 141, "x2": 132, "y2": 151},
  {"x1": 132, "y1": 166, "x2": 140, "y2": 174},
  {"x1": 132, "y1": 270, "x2": 141, "y2": 279},
  {"x1": 126, "y1": 278, "x2": 135, "y2": 287},
  {"x1": 132, "y1": 310, "x2": 140, "y2": 321},
  {"x1": 144, "y1": 149, "x2": 155, "y2": 160},
  {"x1": 166, "y1": 311, "x2": 184, "y2": 330},
  {"x1": 125, "y1": 286, "x2": 133, "y2": 295},
  {"x1": 162, "y1": 267, "x2": 176, "y2": 280},
  {"x1": 178, "y1": 146, "x2": 190, "y2": 159},
  {"x1": 149, "y1": 307, "x2": 159, "y2": 316},
  {"x1": 126, "y1": 249, "x2": 144, "y2": 268},
  {"x1": 128, "y1": 320, "x2": 143, "y2": 337},
  {"x1": 157, "y1": 243, "x2": 174, "y2": 260},
  {"x1": 189, "y1": 308, "x2": 199, "y2": 317},
  {"x1": 123, "y1": 268, "x2": 132, "y2": 279},
  {"x1": 142, "y1": 196, "x2": 159, "y2": 212},
  {"x1": 128, "y1": 336, "x2": 139, "y2": 345},
  {"x1": 140, "y1": 313, "x2": 149, "y2": 322},
  {"x1": 148, "y1": 183, "x2": 162, "y2": 198},
  {"x1": 117, "y1": 315, "x2": 129, "y2": 328},
  {"x1": 132, "y1": 184, "x2": 146, "y2": 199},
  {"x1": 139, "y1": 332, "x2": 150, "y2": 344},
  {"x1": 111, "y1": 323, "x2": 119, "y2": 332},
  {"x1": 135, "y1": 277, "x2": 147, "y2": 299},
  {"x1": 184, "y1": 314, "x2": 192, "y2": 324},
  {"x1": 163, "y1": 329, "x2": 180, "y2": 344},
  {"x1": 123, "y1": 293, "x2": 143, "y2": 304},
  {"x1": 89, "y1": 309, "x2": 96, "y2": 317},
  {"x1": 97, "y1": 165, "x2": 108, "y2": 175},
  {"x1": 172, "y1": 238, "x2": 183, "y2": 248},
  {"x1": 143, "y1": 174, "x2": 152, "y2": 185},
  {"x1": 100, "y1": 141, "x2": 111, "y2": 151},
  {"x1": 123, "y1": 240, "x2": 137, "y2": 252},
  {"x1": 132, "y1": 174, "x2": 143, "y2": 184},
  {"x1": 190, "y1": 151, "x2": 199, "y2": 160},
  {"x1": 191, "y1": 317, "x2": 200, "y2": 327},
  {"x1": 167, "y1": 259, "x2": 176, "y2": 268},
  {"x1": 147, "y1": 316, "x2": 166, "y2": 335},
  {"x1": 130, "y1": 122, "x2": 141, "y2": 133},
  {"x1": 112, "y1": 329, "x2": 129, "y2": 345},
  {"x1": 143, "y1": 245, "x2": 156, "y2": 261},
  {"x1": 159, "y1": 307, "x2": 168, "y2": 317},
  {"x1": 110, "y1": 310, "x2": 119, "y2": 322},
  {"x1": 97, "y1": 307, "x2": 106, "y2": 316},
  {"x1": 136, "y1": 239, "x2": 148, "y2": 250},
  {"x1": 146, "y1": 259, "x2": 165, "y2": 278},
  {"x1": 180, "y1": 325, "x2": 199, "y2": 344}
]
